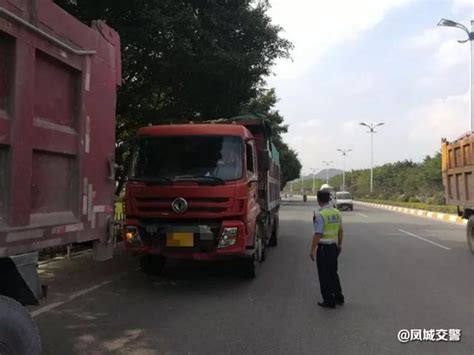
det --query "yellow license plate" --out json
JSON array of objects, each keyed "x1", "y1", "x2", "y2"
[{"x1": 166, "y1": 232, "x2": 194, "y2": 247}]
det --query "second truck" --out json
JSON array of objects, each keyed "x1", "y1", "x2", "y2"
[
  {"x1": 441, "y1": 132, "x2": 474, "y2": 253},
  {"x1": 123, "y1": 117, "x2": 281, "y2": 277}
]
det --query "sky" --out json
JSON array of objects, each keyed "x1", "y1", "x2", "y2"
[{"x1": 267, "y1": 0, "x2": 474, "y2": 175}]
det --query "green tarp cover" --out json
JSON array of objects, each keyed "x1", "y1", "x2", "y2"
[{"x1": 271, "y1": 142, "x2": 280, "y2": 166}]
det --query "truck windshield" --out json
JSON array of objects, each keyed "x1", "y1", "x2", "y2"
[{"x1": 130, "y1": 136, "x2": 243, "y2": 183}]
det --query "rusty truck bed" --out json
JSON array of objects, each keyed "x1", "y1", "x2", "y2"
[
  {"x1": 0, "y1": 0, "x2": 121, "y2": 257},
  {"x1": 441, "y1": 133, "x2": 474, "y2": 207}
]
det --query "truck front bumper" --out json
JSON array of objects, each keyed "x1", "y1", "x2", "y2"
[{"x1": 123, "y1": 220, "x2": 248, "y2": 260}]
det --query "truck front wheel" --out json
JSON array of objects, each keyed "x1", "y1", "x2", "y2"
[
  {"x1": 243, "y1": 224, "x2": 263, "y2": 278},
  {"x1": 467, "y1": 216, "x2": 474, "y2": 254},
  {"x1": 269, "y1": 215, "x2": 279, "y2": 247},
  {"x1": 140, "y1": 255, "x2": 166, "y2": 276},
  {"x1": 0, "y1": 295, "x2": 41, "y2": 355}
]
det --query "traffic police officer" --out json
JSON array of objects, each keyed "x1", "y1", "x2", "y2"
[{"x1": 310, "y1": 190, "x2": 344, "y2": 308}]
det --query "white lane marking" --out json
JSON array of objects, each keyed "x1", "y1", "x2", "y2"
[
  {"x1": 356, "y1": 212, "x2": 369, "y2": 218},
  {"x1": 398, "y1": 229, "x2": 451, "y2": 251},
  {"x1": 31, "y1": 269, "x2": 133, "y2": 318},
  {"x1": 32, "y1": 280, "x2": 113, "y2": 318}
]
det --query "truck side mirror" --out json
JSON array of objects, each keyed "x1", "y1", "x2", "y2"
[{"x1": 260, "y1": 150, "x2": 271, "y2": 171}]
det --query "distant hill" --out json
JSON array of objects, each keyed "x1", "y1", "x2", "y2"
[
  {"x1": 283, "y1": 168, "x2": 344, "y2": 193},
  {"x1": 304, "y1": 168, "x2": 343, "y2": 181}
]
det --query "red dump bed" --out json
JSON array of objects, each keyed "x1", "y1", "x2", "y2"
[{"x1": 0, "y1": 0, "x2": 121, "y2": 256}]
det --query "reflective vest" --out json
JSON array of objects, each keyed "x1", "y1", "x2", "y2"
[{"x1": 319, "y1": 208, "x2": 341, "y2": 241}]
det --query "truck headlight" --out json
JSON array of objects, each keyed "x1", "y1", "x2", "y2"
[
  {"x1": 218, "y1": 227, "x2": 238, "y2": 248},
  {"x1": 125, "y1": 226, "x2": 142, "y2": 246}
]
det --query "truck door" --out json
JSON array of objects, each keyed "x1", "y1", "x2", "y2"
[{"x1": 245, "y1": 140, "x2": 259, "y2": 245}]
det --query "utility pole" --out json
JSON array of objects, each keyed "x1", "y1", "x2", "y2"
[
  {"x1": 438, "y1": 19, "x2": 474, "y2": 131},
  {"x1": 310, "y1": 168, "x2": 318, "y2": 194},
  {"x1": 337, "y1": 149, "x2": 352, "y2": 191},
  {"x1": 322, "y1": 161, "x2": 333, "y2": 184},
  {"x1": 359, "y1": 122, "x2": 384, "y2": 194}
]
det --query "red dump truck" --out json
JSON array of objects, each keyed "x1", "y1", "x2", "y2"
[
  {"x1": 124, "y1": 117, "x2": 281, "y2": 278},
  {"x1": 441, "y1": 133, "x2": 474, "y2": 253},
  {"x1": 0, "y1": 0, "x2": 121, "y2": 352}
]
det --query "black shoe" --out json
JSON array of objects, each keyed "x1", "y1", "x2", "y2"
[
  {"x1": 335, "y1": 299, "x2": 344, "y2": 305},
  {"x1": 318, "y1": 301, "x2": 336, "y2": 309}
]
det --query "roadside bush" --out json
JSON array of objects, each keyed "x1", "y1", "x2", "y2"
[
  {"x1": 398, "y1": 194, "x2": 409, "y2": 202},
  {"x1": 356, "y1": 198, "x2": 458, "y2": 214},
  {"x1": 432, "y1": 192, "x2": 446, "y2": 205},
  {"x1": 377, "y1": 193, "x2": 391, "y2": 200},
  {"x1": 426, "y1": 197, "x2": 435, "y2": 205}
]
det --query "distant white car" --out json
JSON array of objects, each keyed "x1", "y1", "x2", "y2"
[{"x1": 336, "y1": 191, "x2": 353, "y2": 211}]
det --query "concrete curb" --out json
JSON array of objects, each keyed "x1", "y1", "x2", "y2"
[{"x1": 356, "y1": 201, "x2": 468, "y2": 226}]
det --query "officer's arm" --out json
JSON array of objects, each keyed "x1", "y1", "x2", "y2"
[
  {"x1": 311, "y1": 233, "x2": 321, "y2": 254},
  {"x1": 338, "y1": 223, "x2": 344, "y2": 248},
  {"x1": 310, "y1": 214, "x2": 324, "y2": 260}
]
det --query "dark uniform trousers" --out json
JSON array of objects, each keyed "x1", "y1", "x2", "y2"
[{"x1": 316, "y1": 243, "x2": 343, "y2": 304}]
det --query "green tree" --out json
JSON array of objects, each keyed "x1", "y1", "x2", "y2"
[
  {"x1": 330, "y1": 153, "x2": 445, "y2": 203},
  {"x1": 55, "y1": 0, "x2": 292, "y2": 126},
  {"x1": 54, "y1": 0, "x2": 293, "y2": 194},
  {"x1": 276, "y1": 142, "x2": 302, "y2": 188},
  {"x1": 241, "y1": 88, "x2": 288, "y2": 137},
  {"x1": 240, "y1": 88, "x2": 301, "y2": 188}
]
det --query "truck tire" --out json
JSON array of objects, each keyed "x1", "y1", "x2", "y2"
[
  {"x1": 243, "y1": 224, "x2": 262, "y2": 278},
  {"x1": 467, "y1": 216, "x2": 474, "y2": 254},
  {"x1": 0, "y1": 295, "x2": 41, "y2": 355},
  {"x1": 269, "y1": 215, "x2": 279, "y2": 247},
  {"x1": 243, "y1": 252, "x2": 259, "y2": 279},
  {"x1": 140, "y1": 255, "x2": 166, "y2": 276},
  {"x1": 260, "y1": 220, "x2": 269, "y2": 262}
]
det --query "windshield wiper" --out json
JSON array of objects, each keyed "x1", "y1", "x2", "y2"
[
  {"x1": 129, "y1": 176, "x2": 173, "y2": 184},
  {"x1": 173, "y1": 175, "x2": 225, "y2": 185}
]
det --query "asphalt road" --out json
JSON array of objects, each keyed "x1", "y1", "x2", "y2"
[{"x1": 33, "y1": 202, "x2": 474, "y2": 355}]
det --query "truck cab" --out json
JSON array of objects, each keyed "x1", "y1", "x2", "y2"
[{"x1": 124, "y1": 119, "x2": 281, "y2": 277}]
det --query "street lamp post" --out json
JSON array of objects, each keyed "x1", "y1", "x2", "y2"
[
  {"x1": 337, "y1": 148, "x2": 352, "y2": 191},
  {"x1": 322, "y1": 160, "x2": 333, "y2": 184},
  {"x1": 438, "y1": 19, "x2": 474, "y2": 131},
  {"x1": 359, "y1": 122, "x2": 385, "y2": 194},
  {"x1": 310, "y1": 168, "x2": 318, "y2": 194}
]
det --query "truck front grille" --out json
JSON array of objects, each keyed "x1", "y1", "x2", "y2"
[{"x1": 135, "y1": 197, "x2": 231, "y2": 214}]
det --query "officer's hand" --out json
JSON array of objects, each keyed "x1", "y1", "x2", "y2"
[
  {"x1": 310, "y1": 250, "x2": 316, "y2": 262},
  {"x1": 337, "y1": 246, "x2": 342, "y2": 256}
]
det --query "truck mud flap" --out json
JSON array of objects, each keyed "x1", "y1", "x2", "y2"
[{"x1": 0, "y1": 253, "x2": 43, "y2": 306}]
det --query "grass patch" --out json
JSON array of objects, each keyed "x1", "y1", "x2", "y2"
[{"x1": 356, "y1": 198, "x2": 458, "y2": 214}]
